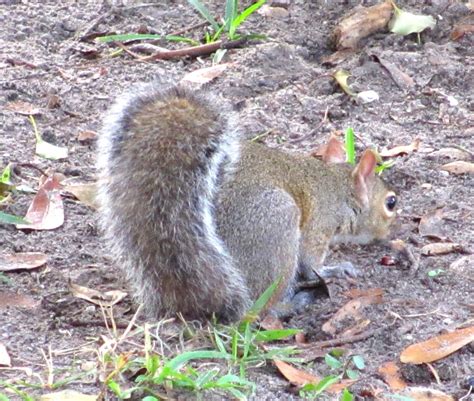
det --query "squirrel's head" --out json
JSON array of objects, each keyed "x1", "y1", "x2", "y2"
[{"x1": 337, "y1": 149, "x2": 398, "y2": 245}]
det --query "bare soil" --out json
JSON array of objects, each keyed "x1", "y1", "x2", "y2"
[{"x1": 0, "y1": 1, "x2": 473, "y2": 400}]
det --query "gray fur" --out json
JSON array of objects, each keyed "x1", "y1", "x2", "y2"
[{"x1": 98, "y1": 82, "x2": 251, "y2": 322}]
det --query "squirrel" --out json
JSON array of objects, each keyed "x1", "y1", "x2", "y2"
[{"x1": 97, "y1": 82, "x2": 398, "y2": 323}]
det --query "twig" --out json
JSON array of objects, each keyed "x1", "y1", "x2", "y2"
[
  {"x1": 251, "y1": 129, "x2": 273, "y2": 143},
  {"x1": 290, "y1": 106, "x2": 329, "y2": 144},
  {"x1": 302, "y1": 328, "x2": 379, "y2": 349},
  {"x1": 140, "y1": 37, "x2": 250, "y2": 61},
  {"x1": 14, "y1": 162, "x2": 48, "y2": 178},
  {"x1": 114, "y1": 41, "x2": 145, "y2": 59}
]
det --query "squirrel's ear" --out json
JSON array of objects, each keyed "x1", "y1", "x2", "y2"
[
  {"x1": 323, "y1": 136, "x2": 346, "y2": 164},
  {"x1": 352, "y1": 149, "x2": 377, "y2": 207}
]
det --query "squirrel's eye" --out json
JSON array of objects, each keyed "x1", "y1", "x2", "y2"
[{"x1": 385, "y1": 195, "x2": 397, "y2": 211}]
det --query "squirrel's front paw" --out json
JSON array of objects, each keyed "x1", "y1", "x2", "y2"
[{"x1": 316, "y1": 261, "x2": 360, "y2": 280}]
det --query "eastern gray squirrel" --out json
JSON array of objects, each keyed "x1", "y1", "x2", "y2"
[{"x1": 97, "y1": 82, "x2": 397, "y2": 323}]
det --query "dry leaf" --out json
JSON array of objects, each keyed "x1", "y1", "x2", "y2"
[
  {"x1": 40, "y1": 390, "x2": 98, "y2": 401},
  {"x1": 260, "y1": 314, "x2": 284, "y2": 330},
  {"x1": 16, "y1": 175, "x2": 64, "y2": 230},
  {"x1": 440, "y1": 161, "x2": 474, "y2": 175},
  {"x1": 333, "y1": 70, "x2": 356, "y2": 96},
  {"x1": 400, "y1": 326, "x2": 474, "y2": 364},
  {"x1": 380, "y1": 255, "x2": 397, "y2": 266},
  {"x1": 77, "y1": 130, "x2": 98, "y2": 141},
  {"x1": 0, "y1": 252, "x2": 47, "y2": 271},
  {"x1": 343, "y1": 287, "x2": 384, "y2": 299},
  {"x1": 0, "y1": 343, "x2": 11, "y2": 367},
  {"x1": 333, "y1": 1, "x2": 393, "y2": 49},
  {"x1": 274, "y1": 360, "x2": 355, "y2": 393},
  {"x1": 427, "y1": 147, "x2": 471, "y2": 161},
  {"x1": 378, "y1": 361, "x2": 407, "y2": 390},
  {"x1": 451, "y1": 23, "x2": 474, "y2": 41},
  {"x1": 421, "y1": 242, "x2": 463, "y2": 256},
  {"x1": 4, "y1": 100, "x2": 42, "y2": 115},
  {"x1": 418, "y1": 209, "x2": 447, "y2": 241},
  {"x1": 181, "y1": 63, "x2": 232, "y2": 85},
  {"x1": 403, "y1": 387, "x2": 455, "y2": 401},
  {"x1": 379, "y1": 139, "x2": 420, "y2": 157},
  {"x1": 69, "y1": 282, "x2": 127, "y2": 307},
  {"x1": 258, "y1": 5, "x2": 289, "y2": 18},
  {"x1": 63, "y1": 182, "x2": 98, "y2": 209},
  {"x1": 341, "y1": 319, "x2": 371, "y2": 337},
  {"x1": 323, "y1": 136, "x2": 346, "y2": 163},
  {"x1": 322, "y1": 295, "x2": 383, "y2": 335},
  {"x1": 0, "y1": 291, "x2": 40, "y2": 309},
  {"x1": 274, "y1": 359, "x2": 321, "y2": 386},
  {"x1": 374, "y1": 55, "x2": 415, "y2": 91},
  {"x1": 295, "y1": 332, "x2": 306, "y2": 344}
]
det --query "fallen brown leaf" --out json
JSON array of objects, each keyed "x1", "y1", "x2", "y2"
[
  {"x1": 0, "y1": 291, "x2": 39, "y2": 309},
  {"x1": 418, "y1": 208, "x2": 447, "y2": 241},
  {"x1": 333, "y1": 1, "x2": 393, "y2": 49},
  {"x1": 403, "y1": 386, "x2": 455, "y2": 401},
  {"x1": 69, "y1": 282, "x2": 127, "y2": 307},
  {"x1": 379, "y1": 139, "x2": 420, "y2": 158},
  {"x1": 16, "y1": 175, "x2": 64, "y2": 230},
  {"x1": 0, "y1": 343, "x2": 11, "y2": 367},
  {"x1": 380, "y1": 255, "x2": 397, "y2": 266},
  {"x1": 400, "y1": 326, "x2": 474, "y2": 364},
  {"x1": 4, "y1": 100, "x2": 42, "y2": 115},
  {"x1": 322, "y1": 295, "x2": 382, "y2": 335},
  {"x1": 440, "y1": 161, "x2": 474, "y2": 175},
  {"x1": 378, "y1": 361, "x2": 407, "y2": 390},
  {"x1": 295, "y1": 332, "x2": 306, "y2": 344},
  {"x1": 451, "y1": 23, "x2": 474, "y2": 41},
  {"x1": 274, "y1": 359, "x2": 320, "y2": 386},
  {"x1": 343, "y1": 287, "x2": 384, "y2": 299},
  {"x1": 322, "y1": 136, "x2": 346, "y2": 164},
  {"x1": 258, "y1": 5, "x2": 289, "y2": 18},
  {"x1": 427, "y1": 147, "x2": 471, "y2": 161},
  {"x1": 420, "y1": 242, "x2": 463, "y2": 256},
  {"x1": 260, "y1": 314, "x2": 284, "y2": 330},
  {"x1": 181, "y1": 63, "x2": 232, "y2": 85},
  {"x1": 63, "y1": 182, "x2": 98, "y2": 209},
  {"x1": 0, "y1": 252, "x2": 47, "y2": 271},
  {"x1": 77, "y1": 130, "x2": 98, "y2": 141},
  {"x1": 340, "y1": 319, "x2": 371, "y2": 337}
]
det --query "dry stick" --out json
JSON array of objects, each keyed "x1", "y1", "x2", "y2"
[
  {"x1": 302, "y1": 328, "x2": 379, "y2": 349},
  {"x1": 114, "y1": 41, "x2": 146, "y2": 59},
  {"x1": 140, "y1": 37, "x2": 250, "y2": 61}
]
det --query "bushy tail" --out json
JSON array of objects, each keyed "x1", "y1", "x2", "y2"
[{"x1": 98, "y1": 83, "x2": 251, "y2": 322}]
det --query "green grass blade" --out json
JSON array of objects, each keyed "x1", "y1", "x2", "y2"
[
  {"x1": 164, "y1": 350, "x2": 229, "y2": 371},
  {"x1": 255, "y1": 328, "x2": 300, "y2": 342},
  {"x1": 0, "y1": 211, "x2": 28, "y2": 225},
  {"x1": 224, "y1": 0, "x2": 238, "y2": 30},
  {"x1": 344, "y1": 127, "x2": 356, "y2": 165},
  {"x1": 229, "y1": 0, "x2": 266, "y2": 39},
  {"x1": 187, "y1": 0, "x2": 220, "y2": 32},
  {"x1": 96, "y1": 33, "x2": 162, "y2": 43},
  {"x1": 242, "y1": 278, "x2": 280, "y2": 323},
  {"x1": 165, "y1": 35, "x2": 200, "y2": 45}
]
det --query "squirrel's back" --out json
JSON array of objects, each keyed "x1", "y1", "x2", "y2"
[{"x1": 98, "y1": 83, "x2": 251, "y2": 322}]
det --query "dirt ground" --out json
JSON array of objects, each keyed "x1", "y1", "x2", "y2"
[{"x1": 0, "y1": 1, "x2": 473, "y2": 400}]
